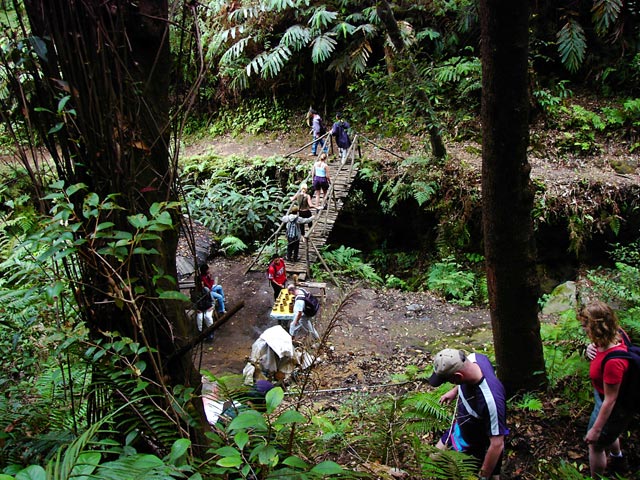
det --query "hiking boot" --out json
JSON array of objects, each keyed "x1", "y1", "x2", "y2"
[{"x1": 607, "y1": 454, "x2": 629, "y2": 475}]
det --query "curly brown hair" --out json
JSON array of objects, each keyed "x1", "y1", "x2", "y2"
[{"x1": 578, "y1": 300, "x2": 620, "y2": 347}]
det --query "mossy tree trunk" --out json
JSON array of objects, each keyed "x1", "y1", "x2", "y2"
[
  {"x1": 479, "y1": 0, "x2": 547, "y2": 394},
  {"x1": 23, "y1": 0, "x2": 208, "y2": 452}
]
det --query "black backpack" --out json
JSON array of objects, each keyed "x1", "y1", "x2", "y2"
[
  {"x1": 296, "y1": 289, "x2": 320, "y2": 317},
  {"x1": 191, "y1": 287, "x2": 212, "y2": 312},
  {"x1": 601, "y1": 334, "x2": 640, "y2": 410}
]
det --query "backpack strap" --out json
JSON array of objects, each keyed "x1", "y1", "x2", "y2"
[{"x1": 601, "y1": 350, "x2": 632, "y2": 373}]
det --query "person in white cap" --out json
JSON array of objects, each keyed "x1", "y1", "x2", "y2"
[{"x1": 428, "y1": 348, "x2": 509, "y2": 480}]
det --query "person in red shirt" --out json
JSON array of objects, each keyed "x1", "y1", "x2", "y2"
[
  {"x1": 267, "y1": 255, "x2": 287, "y2": 300},
  {"x1": 579, "y1": 301, "x2": 631, "y2": 477},
  {"x1": 199, "y1": 264, "x2": 226, "y2": 314}
]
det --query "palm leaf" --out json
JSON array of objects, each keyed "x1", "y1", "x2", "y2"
[
  {"x1": 308, "y1": 7, "x2": 338, "y2": 30},
  {"x1": 333, "y1": 21, "x2": 356, "y2": 39},
  {"x1": 228, "y1": 6, "x2": 263, "y2": 23},
  {"x1": 311, "y1": 33, "x2": 337, "y2": 63},
  {"x1": 261, "y1": 45, "x2": 293, "y2": 78},
  {"x1": 280, "y1": 24, "x2": 311, "y2": 51},
  {"x1": 591, "y1": 0, "x2": 623, "y2": 36},
  {"x1": 220, "y1": 37, "x2": 252, "y2": 65},
  {"x1": 349, "y1": 40, "x2": 372, "y2": 74},
  {"x1": 265, "y1": 0, "x2": 297, "y2": 10},
  {"x1": 557, "y1": 19, "x2": 586, "y2": 73}
]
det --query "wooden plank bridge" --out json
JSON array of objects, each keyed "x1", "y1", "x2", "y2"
[{"x1": 247, "y1": 134, "x2": 361, "y2": 280}]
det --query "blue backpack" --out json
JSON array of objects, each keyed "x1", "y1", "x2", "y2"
[{"x1": 601, "y1": 333, "x2": 640, "y2": 410}]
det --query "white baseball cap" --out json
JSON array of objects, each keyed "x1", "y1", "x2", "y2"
[{"x1": 428, "y1": 349, "x2": 467, "y2": 386}]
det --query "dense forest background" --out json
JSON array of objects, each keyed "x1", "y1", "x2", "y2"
[{"x1": 0, "y1": 1, "x2": 639, "y2": 479}]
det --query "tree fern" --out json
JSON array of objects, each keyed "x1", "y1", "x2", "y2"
[
  {"x1": 557, "y1": 18, "x2": 587, "y2": 73},
  {"x1": 591, "y1": 0, "x2": 623, "y2": 37}
]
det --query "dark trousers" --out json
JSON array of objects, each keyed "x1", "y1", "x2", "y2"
[
  {"x1": 287, "y1": 236, "x2": 299, "y2": 261},
  {"x1": 270, "y1": 281, "x2": 283, "y2": 301}
]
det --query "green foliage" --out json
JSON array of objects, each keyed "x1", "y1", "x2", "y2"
[
  {"x1": 426, "y1": 255, "x2": 486, "y2": 306},
  {"x1": 511, "y1": 392, "x2": 544, "y2": 412},
  {"x1": 203, "y1": 386, "x2": 349, "y2": 478},
  {"x1": 205, "y1": 98, "x2": 294, "y2": 137},
  {"x1": 532, "y1": 80, "x2": 573, "y2": 118},
  {"x1": 5, "y1": 421, "x2": 195, "y2": 480},
  {"x1": 556, "y1": 104, "x2": 607, "y2": 155},
  {"x1": 540, "y1": 309, "x2": 591, "y2": 393},
  {"x1": 592, "y1": 0, "x2": 623, "y2": 37},
  {"x1": 535, "y1": 459, "x2": 590, "y2": 479},
  {"x1": 219, "y1": 235, "x2": 248, "y2": 256},
  {"x1": 180, "y1": 153, "x2": 297, "y2": 244},
  {"x1": 310, "y1": 245, "x2": 382, "y2": 285},
  {"x1": 583, "y1": 241, "x2": 640, "y2": 332}
]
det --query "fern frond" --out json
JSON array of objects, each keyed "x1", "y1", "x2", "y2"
[
  {"x1": 401, "y1": 391, "x2": 451, "y2": 432},
  {"x1": 413, "y1": 181, "x2": 438, "y2": 206},
  {"x1": 421, "y1": 448, "x2": 479, "y2": 479},
  {"x1": 433, "y1": 57, "x2": 481, "y2": 85},
  {"x1": 591, "y1": 0, "x2": 622, "y2": 36},
  {"x1": 416, "y1": 28, "x2": 441, "y2": 42},
  {"x1": 220, "y1": 235, "x2": 248, "y2": 255},
  {"x1": 557, "y1": 19, "x2": 587, "y2": 73}
]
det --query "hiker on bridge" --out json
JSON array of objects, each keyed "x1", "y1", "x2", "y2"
[
  {"x1": 330, "y1": 112, "x2": 351, "y2": 163},
  {"x1": 281, "y1": 205, "x2": 314, "y2": 262},
  {"x1": 311, "y1": 153, "x2": 331, "y2": 209},
  {"x1": 307, "y1": 108, "x2": 328, "y2": 157},
  {"x1": 290, "y1": 182, "x2": 314, "y2": 235}
]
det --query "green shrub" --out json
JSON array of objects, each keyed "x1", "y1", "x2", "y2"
[{"x1": 426, "y1": 255, "x2": 485, "y2": 306}]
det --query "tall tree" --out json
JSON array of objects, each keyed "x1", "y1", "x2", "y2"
[
  {"x1": 18, "y1": 0, "x2": 208, "y2": 450},
  {"x1": 479, "y1": 0, "x2": 547, "y2": 393}
]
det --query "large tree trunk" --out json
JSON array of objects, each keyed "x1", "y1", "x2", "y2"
[
  {"x1": 479, "y1": 0, "x2": 547, "y2": 394},
  {"x1": 23, "y1": 0, "x2": 207, "y2": 451}
]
